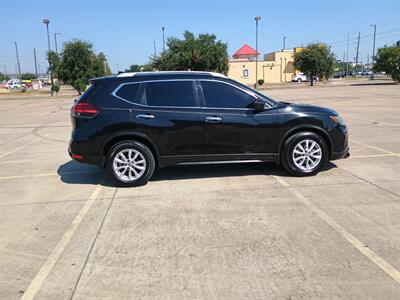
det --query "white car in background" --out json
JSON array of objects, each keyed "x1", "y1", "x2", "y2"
[
  {"x1": 8, "y1": 82, "x2": 23, "y2": 89},
  {"x1": 7, "y1": 79, "x2": 25, "y2": 90},
  {"x1": 292, "y1": 73, "x2": 308, "y2": 82},
  {"x1": 292, "y1": 73, "x2": 319, "y2": 83}
]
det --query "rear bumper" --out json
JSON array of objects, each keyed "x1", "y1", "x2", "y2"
[{"x1": 68, "y1": 138, "x2": 104, "y2": 167}]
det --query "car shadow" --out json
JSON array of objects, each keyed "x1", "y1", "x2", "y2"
[
  {"x1": 58, "y1": 160, "x2": 337, "y2": 186},
  {"x1": 57, "y1": 160, "x2": 114, "y2": 186}
]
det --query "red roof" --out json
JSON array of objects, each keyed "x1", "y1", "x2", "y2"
[{"x1": 233, "y1": 44, "x2": 259, "y2": 58}]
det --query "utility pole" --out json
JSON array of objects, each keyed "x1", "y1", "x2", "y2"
[
  {"x1": 153, "y1": 41, "x2": 157, "y2": 58},
  {"x1": 370, "y1": 25, "x2": 376, "y2": 65},
  {"x1": 254, "y1": 16, "x2": 261, "y2": 87},
  {"x1": 354, "y1": 32, "x2": 360, "y2": 76},
  {"x1": 42, "y1": 19, "x2": 55, "y2": 96},
  {"x1": 162, "y1": 27, "x2": 165, "y2": 52},
  {"x1": 343, "y1": 52, "x2": 346, "y2": 72},
  {"x1": 54, "y1": 32, "x2": 61, "y2": 55},
  {"x1": 283, "y1": 36, "x2": 286, "y2": 50},
  {"x1": 346, "y1": 32, "x2": 349, "y2": 75},
  {"x1": 33, "y1": 48, "x2": 38, "y2": 78},
  {"x1": 13, "y1": 41, "x2": 21, "y2": 79},
  {"x1": 3, "y1": 65, "x2": 7, "y2": 77}
]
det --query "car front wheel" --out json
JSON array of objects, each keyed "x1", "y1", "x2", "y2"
[
  {"x1": 106, "y1": 141, "x2": 155, "y2": 187},
  {"x1": 281, "y1": 132, "x2": 328, "y2": 176}
]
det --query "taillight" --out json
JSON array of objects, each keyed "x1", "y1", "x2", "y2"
[{"x1": 72, "y1": 101, "x2": 99, "y2": 118}]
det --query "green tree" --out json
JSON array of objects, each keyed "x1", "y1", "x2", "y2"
[
  {"x1": 151, "y1": 31, "x2": 228, "y2": 73},
  {"x1": 93, "y1": 52, "x2": 112, "y2": 77},
  {"x1": 47, "y1": 50, "x2": 61, "y2": 79},
  {"x1": 21, "y1": 73, "x2": 37, "y2": 80},
  {"x1": 58, "y1": 40, "x2": 110, "y2": 94},
  {"x1": 373, "y1": 46, "x2": 400, "y2": 82},
  {"x1": 0, "y1": 72, "x2": 10, "y2": 81},
  {"x1": 141, "y1": 64, "x2": 153, "y2": 72},
  {"x1": 124, "y1": 64, "x2": 154, "y2": 73},
  {"x1": 126, "y1": 64, "x2": 142, "y2": 72},
  {"x1": 294, "y1": 43, "x2": 335, "y2": 86}
]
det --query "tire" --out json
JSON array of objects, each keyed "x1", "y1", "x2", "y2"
[
  {"x1": 106, "y1": 141, "x2": 155, "y2": 187},
  {"x1": 281, "y1": 132, "x2": 329, "y2": 176},
  {"x1": 297, "y1": 78, "x2": 302, "y2": 82}
]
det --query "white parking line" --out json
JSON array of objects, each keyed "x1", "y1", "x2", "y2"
[
  {"x1": 0, "y1": 134, "x2": 51, "y2": 159},
  {"x1": 272, "y1": 175, "x2": 400, "y2": 284},
  {"x1": 0, "y1": 171, "x2": 101, "y2": 180},
  {"x1": 0, "y1": 159, "x2": 33, "y2": 164},
  {"x1": 350, "y1": 139, "x2": 395, "y2": 155},
  {"x1": 20, "y1": 178, "x2": 106, "y2": 300},
  {"x1": 351, "y1": 153, "x2": 400, "y2": 158}
]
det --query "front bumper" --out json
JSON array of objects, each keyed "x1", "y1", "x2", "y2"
[{"x1": 331, "y1": 146, "x2": 350, "y2": 160}]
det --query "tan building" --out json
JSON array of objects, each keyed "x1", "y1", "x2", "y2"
[{"x1": 228, "y1": 45, "x2": 303, "y2": 85}]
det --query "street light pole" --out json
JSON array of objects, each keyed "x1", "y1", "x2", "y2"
[
  {"x1": 283, "y1": 36, "x2": 286, "y2": 50},
  {"x1": 254, "y1": 16, "x2": 261, "y2": 88},
  {"x1": 54, "y1": 32, "x2": 61, "y2": 55},
  {"x1": 13, "y1": 41, "x2": 21, "y2": 79},
  {"x1": 346, "y1": 32, "x2": 349, "y2": 75},
  {"x1": 370, "y1": 25, "x2": 376, "y2": 65},
  {"x1": 42, "y1": 19, "x2": 54, "y2": 96},
  {"x1": 162, "y1": 27, "x2": 166, "y2": 52},
  {"x1": 34, "y1": 48, "x2": 38, "y2": 78}
]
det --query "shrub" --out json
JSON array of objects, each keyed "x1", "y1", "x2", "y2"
[
  {"x1": 258, "y1": 79, "x2": 264, "y2": 85},
  {"x1": 52, "y1": 85, "x2": 60, "y2": 93}
]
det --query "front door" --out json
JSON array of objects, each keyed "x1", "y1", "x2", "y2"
[{"x1": 199, "y1": 80, "x2": 278, "y2": 160}]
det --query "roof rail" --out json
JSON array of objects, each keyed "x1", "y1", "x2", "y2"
[{"x1": 116, "y1": 71, "x2": 227, "y2": 78}]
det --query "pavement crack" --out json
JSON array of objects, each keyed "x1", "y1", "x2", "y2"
[
  {"x1": 68, "y1": 186, "x2": 118, "y2": 300},
  {"x1": 338, "y1": 166, "x2": 400, "y2": 199}
]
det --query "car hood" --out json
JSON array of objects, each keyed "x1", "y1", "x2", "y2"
[{"x1": 279, "y1": 101, "x2": 338, "y2": 116}]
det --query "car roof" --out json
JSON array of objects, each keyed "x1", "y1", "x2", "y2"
[{"x1": 91, "y1": 71, "x2": 227, "y2": 83}]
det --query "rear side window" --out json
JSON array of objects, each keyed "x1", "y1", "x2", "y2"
[
  {"x1": 201, "y1": 81, "x2": 254, "y2": 108},
  {"x1": 78, "y1": 83, "x2": 100, "y2": 102},
  {"x1": 115, "y1": 83, "x2": 140, "y2": 103},
  {"x1": 142, "y1": 81, "x2": 197, "y2": 107}
]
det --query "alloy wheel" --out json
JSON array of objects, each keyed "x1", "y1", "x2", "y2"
[
  {"x1": 113, "y1": 149, "x2": 146, "y2": 182},
  {"x1": 292, "y1": 139, "x2": 322, "y2": 171}
]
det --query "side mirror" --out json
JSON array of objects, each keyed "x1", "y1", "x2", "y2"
[{"x1": 252, "y1": 99, "x2": 265, "y2": 111}]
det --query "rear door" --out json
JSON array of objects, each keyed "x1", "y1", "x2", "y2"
[
  {"x1": 199, "y1": 80, "x2": 278, "y2": 160},
  {"x1": 130, "y1": 80, "x2": 204, "y2": 163}
]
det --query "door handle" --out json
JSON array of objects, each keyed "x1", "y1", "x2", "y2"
[
  {"x1": 205, "y1": 116, "x2": 222, "y2": 123},
  {"x1": 136, "y1": 114, "x2": 155, "y2": 119}
]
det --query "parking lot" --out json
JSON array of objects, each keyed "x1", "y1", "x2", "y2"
[{"x1": 1, "y1": 84, "x2": 399, "y2": 299}]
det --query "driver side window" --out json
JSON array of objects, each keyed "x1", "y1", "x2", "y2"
[{"x1": 201, "y1": 81, "x2": 255, "y2": 108}]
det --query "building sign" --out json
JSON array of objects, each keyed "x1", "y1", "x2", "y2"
[{"x1": 242, "y1": 67, "x2": 249, "y2": 78}]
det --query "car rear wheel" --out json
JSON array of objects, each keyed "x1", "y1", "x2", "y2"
[
  {"x1": 106, "y1": 141, "x2": 155, "y2": 187},
  {"x1": 297, "y1": 78, "x2": 302, "y2": 82},
  {"x1": 281, "y1": 132, "x2": 328, "y2": 176}
]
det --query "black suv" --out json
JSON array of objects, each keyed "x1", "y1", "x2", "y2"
[{"x1": 69, "y1": 71, "x2": 349, "y2": 186}]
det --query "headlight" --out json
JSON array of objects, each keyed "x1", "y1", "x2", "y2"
[{"x1": 330, "y1": 115, "x2": 346, "y2": 126}]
